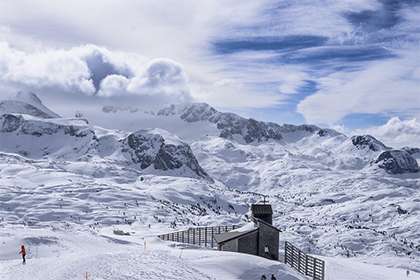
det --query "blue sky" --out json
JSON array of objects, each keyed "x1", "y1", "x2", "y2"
[{"x1": 0, "y1": 0, "x2": 419, "y2": 147}]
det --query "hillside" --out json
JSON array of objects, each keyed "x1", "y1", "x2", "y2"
[{"x1": 0, "y1": 92, "x2": 419, "y2": 279}]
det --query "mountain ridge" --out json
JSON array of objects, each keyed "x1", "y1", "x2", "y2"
[{"x1": 157, "y1": 102, "x2": 343, "y2": 144}]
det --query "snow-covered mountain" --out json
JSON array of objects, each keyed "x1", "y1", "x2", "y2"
[
  {"x1": 1, "y1": 92, "x2": 419, "y2": 278},
  {"x1": 0, "y1": 91, "x2": 60, "y2": 119},
  {"x1": 0, "y1": 94, "x2": 211, "y2": 181},
  {"x1": 158, "y1": 103, "x2": 341, "y2": 144}
]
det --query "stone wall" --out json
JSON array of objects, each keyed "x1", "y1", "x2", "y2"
[{"x1": 238, "y1": 231, "x2": 258, "y2": 255}]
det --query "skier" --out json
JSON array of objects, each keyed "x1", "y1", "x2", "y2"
[
  {"x1": 271, "y1": 274, "x2": 276, "y2": 280},
  {"x1": 261, "y1": 275, "x2": 267, "y2": 280},
  {"x1": 19, "y1": 245, "x2": 26, "y2": 263}
]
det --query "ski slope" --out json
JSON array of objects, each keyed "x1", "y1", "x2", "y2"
[{"x1": 1, "y1": 226, "x2": 418, "y2": 280}]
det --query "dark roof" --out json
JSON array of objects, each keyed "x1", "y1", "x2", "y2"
[
  {"x1": 253, "y1": 217, "x2": 281, "y2": 232},
  {"x1": 213, "y1": 223, "x2": 258, "y2": 244},
  {"x1": 251, "y1": 204, "x2": 273, "y2": 215},
  {"x1": 213, "y1": 228, "x2": 258, "y2": 244}
]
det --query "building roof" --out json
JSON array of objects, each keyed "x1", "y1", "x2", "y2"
[
  {"x1": 213, "y1": 223, "x2": 258, "y2": 244},
  {"x1": 253, "y1": 217, "x2": 281, "y2": 232},
  {"x1": 214, "y1": 219, "x2": 280, "y2": 245},
  {"x1": 251, "y1": 204, "x2": 273, "y2": 215}
]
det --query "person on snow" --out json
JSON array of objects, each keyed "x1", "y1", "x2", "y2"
[
  {"x1": 19, "y1": 245, "x2": 26, "y2": 263},
  {"x1": 261, "y1": 275, "x2": 267, "y2": 280},
  {"x1": 271, "y1": 274, "x2": 276, "y2": 280}
]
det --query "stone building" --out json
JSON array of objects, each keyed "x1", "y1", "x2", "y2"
[{"x1": 213, "y1": 204, "x2": 280, "y2": 260}]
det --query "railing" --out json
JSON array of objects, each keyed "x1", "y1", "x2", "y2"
[
  {"x1": 285, "y1": 241, "x2": 325, "y2": 280},
  {"x1": 157, "y1": 225, "x2": 240, "y2": 248}
]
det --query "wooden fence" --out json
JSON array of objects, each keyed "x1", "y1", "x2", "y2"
[
  {"x1": 285, "y1": 241, "x2": 325, "y2": 280},
  {"x1": 157, "y1": 225, "x2": 240, "y2": 248}
]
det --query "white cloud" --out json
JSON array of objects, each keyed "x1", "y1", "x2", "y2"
[
  {"x1": 297, "y1": 50, "x2": 420, "y2": 124},
  {"x1": 352, "y1": 117, "x2": 420, "y2": 149},
  {"x1": 0, "y1": 43, "x2": 193, "y2": 104},
  {"x1": 212, "y1": 78, "x2": 244, "y2": 90},
  {"x1": 127, "y1": 58, "x2": 193, "y2": 102},
  {"x1": 0, "y1": 25, "x2": 11, "y2": 33},
  {"x1": 278, "y1": 74, "x2": 308, "y2": 94},
  {"x1": 199, "y1": 78, "x2": 281, "y2": 108},
  {"x1": 97, "y1": 75, "x2": 130, "y2": 97},
  {"x1": 1, "y1": 43, "x2": 95, "y2": 94}
]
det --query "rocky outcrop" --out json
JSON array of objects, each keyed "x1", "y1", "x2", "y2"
[
  {"x1": 122, "y1": 129, "x2": 213, "y2": 181},
  {"x1": 219, "y1": 118, "x2": 284, "y2": 143},
  {"x1": 0, "y1": 114, "x2": 24, "y2": 132},
  {"x1": 158, "y1": 103, "x2": 339, "y2": 143},
  {"x1": 351, "y1": 135, "x2": 389, "y2": 152},
  {"x1": 374, "y1": 150, "x2": 419, "y2": 174}
]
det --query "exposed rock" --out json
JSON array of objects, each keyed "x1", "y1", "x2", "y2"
[
  {"x1": 374, "y1": 150, "x2": 419, "y2": 174},
  {"x1": 351, "y1": 135, "x2": 389, "y2": 152},
  {"x1": 0, "y1": 114, "x2": 24, "y2": 132},
  {"x1": 158, "y1": 103, "x2": 339, "y2": 143},
  {"x1": 122, "y1": 129, "x2": 213, "y2": 181},
  {"x1": 402, "y1": 147, "x2": 420, "y2": 156}
]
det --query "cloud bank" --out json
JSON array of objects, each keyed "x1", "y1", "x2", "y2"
[
  {"x1": 296, "y1": 50, "x2": 420, "y2": 124},
  {"x1": 0, "y1": 43, "x2": 193, "y2": 104}
]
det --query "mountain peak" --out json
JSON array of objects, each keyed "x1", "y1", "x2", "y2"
[
  {"x1": 9, "y1": 91, "x2": 43, "y2": 107},
  {"x1": 0, "y1": 91, "x2": 60, "y2": 119},
  {"x1": 158, "y1": 102, "x2": 220, "y2": 122}
]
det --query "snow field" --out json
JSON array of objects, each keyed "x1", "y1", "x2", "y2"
[{"x1": 0, "y1": 227, "x2": 305, "y2": 280}]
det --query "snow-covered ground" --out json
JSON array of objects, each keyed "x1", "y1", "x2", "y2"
[
  {"x1": 0, "y1": 226, "x2": 306, "y2": 280},
  {"x1": 1, "y1": 93, "x2": 419, "y2": 279},
  {"x1": 1, "y1": 226, "x2": 419, "y2": 280}
]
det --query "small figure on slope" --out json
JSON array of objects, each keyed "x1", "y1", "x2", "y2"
[
  {"x1": 261, "y1": 275, "x2": 266, "y2": 280},
  {"x1": 19, "y1": 245, "x2": 26, "y2": 263},
  {"x1": 271, "y1": 274, "x2": 277, "y2": 280}
]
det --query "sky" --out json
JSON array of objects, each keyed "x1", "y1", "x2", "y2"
[{"x1": 0, "y1": 0, "x2": 419, "y2": 148}]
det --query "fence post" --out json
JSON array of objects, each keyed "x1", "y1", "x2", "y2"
[{"x1": 212, "y1": 227, "x2": 214, "y2": 248}]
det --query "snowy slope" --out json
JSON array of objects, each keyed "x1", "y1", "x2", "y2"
[
  {"x1": 0, "y1": 115, "x2": 211, "y2": 181},
  {"x1": 1, "y1": 92, "x2": 419, "y2": 279},
  {"x1": 0, "y1": 227, "x2": 306, "y2": 280},
  {"x1": 0, "y1": 91, "x2": 61, "y2": 119},
  {"x1": 1, "y1": 226, "x2": 417, "y2": 280}
]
